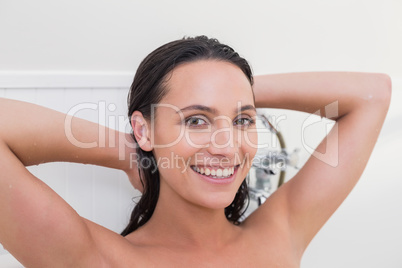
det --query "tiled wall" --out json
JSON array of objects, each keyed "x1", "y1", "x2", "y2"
[{"x1": 0, "y1": 87, "x2": 139, "y2": 256}]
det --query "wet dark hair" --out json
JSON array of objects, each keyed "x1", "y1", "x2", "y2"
[{"x1": 121, "y1": 35, "x2": 254, "y2": 236}]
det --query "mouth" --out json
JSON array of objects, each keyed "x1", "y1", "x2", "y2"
[{"x1": 190, "y1": 165, "x2": 240, "y2": 184}]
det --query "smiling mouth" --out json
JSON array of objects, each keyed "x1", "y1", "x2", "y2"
[{"x1": 190, "y1": 165, "x2": 239, "y2": 179}]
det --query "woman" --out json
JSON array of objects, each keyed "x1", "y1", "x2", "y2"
[{"x1": 0, "y1": 36, "x2": 391, "y2": 267}]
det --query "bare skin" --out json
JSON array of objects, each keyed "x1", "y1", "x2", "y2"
[{"x1": 0, "y1": 60, "x2": 391, "y2": 267}]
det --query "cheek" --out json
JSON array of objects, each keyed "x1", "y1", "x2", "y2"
[
  {"x1": 184, "y1": 131, "x2": 212, "y2": 149},
  {"x1": 152, "y1": 127, "x2": 198, "y2": 174},
  {"x1": 152, "y1": 124, "x2": 183, "y2": 149}
]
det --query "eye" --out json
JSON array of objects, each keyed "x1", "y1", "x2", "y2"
[
  {"x1": 234, "y1": 116, "x2": 255, "y2": 127},
  {"x1": 184, "y1": 116, "x2": 209, "y2": 127}
]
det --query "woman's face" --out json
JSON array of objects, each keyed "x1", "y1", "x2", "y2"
[{"x1": 150, "y1": 60, "x2": 258, "y2": 210}]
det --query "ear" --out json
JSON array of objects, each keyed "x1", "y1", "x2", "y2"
[{"x1": 130, "y1": 111, "x2": 153, "y2": 151}]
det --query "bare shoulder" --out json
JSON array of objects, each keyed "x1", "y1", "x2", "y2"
[
  {"x1": 243, "y1": 73, "x2": 391, "y2": 254},
  {"x1": 83, "y1": 219, "x2": 150, "y2": 267},
  {"x1": 231, "y1": 223, "x2": 301, "y2": 267}
]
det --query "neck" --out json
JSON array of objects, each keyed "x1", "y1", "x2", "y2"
[{"x1": 133, "y1": 181, "x2": 240, "y2": 249}]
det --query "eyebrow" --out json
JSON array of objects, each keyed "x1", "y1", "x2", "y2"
[{"x1": 176, "y1": 104, "x2": 256, "y2": 114}]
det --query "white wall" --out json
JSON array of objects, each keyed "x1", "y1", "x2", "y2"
[
  {"x1": 0, "y1": 0, "x2": 401, "y2": 267},
  {"x1": 1, "y1": 0, "x2": 401, "y2": 76}
]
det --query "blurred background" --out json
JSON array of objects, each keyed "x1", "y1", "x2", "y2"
[{"x1": 0, "y1": 0, "x2": 401, "y2": 267}]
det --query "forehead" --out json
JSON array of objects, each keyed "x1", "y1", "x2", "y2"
[{"x1": 160, "y1": 60, "x2": 254, "y2": 109}]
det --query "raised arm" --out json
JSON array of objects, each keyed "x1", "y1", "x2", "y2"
[
  {"x1": 0, "y1": 97, "x2": 135, "y2": 168},
  {"x1": 0, "y1": 97, "x2": 137, "y2": 266},
  {"x1": 246, "y1": 72, "x2": 391, "y2": 252}
]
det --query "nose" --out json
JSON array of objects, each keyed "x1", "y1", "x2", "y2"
[{"x1": 207, "y1": 116, "x2": 239, "y2": 157}]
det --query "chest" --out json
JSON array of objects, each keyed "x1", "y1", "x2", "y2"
[{"x1": 120, "y1": 236, "x2": 300, "y2": 268}]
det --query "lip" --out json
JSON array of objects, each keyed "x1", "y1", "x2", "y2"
[{"x1": 190, "y1": 165, "x2": 239, "y2": 185}]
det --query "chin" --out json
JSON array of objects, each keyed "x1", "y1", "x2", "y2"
[{"x1": 195, "y1": 192, "x2": 237, "y2": 210}]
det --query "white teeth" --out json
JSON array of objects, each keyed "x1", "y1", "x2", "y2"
[
  {"x1": 192, "y1": 166, "x2": 236, "y2": 178},
  {"x1": 222, "y1": 168, "x2": 228, "y2": 177}
]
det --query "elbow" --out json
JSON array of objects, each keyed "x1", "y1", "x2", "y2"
[
  {"x1": 375, "y1": 73, "x2": 392, "y2": 105},
  {"x1": 364, "y1": 73, "x2": 392, "y2": 108}
]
